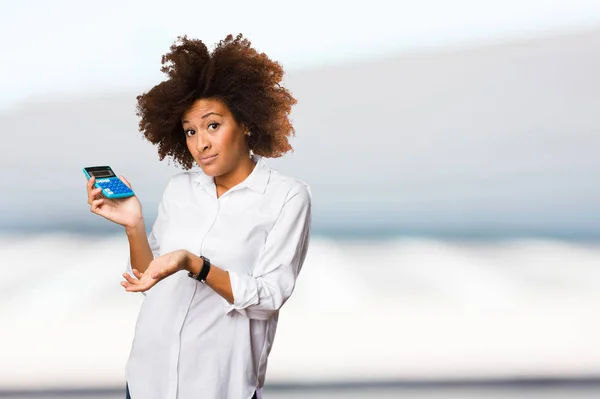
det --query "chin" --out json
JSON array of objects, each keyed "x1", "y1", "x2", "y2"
[{"x1": 197, "y1": 163, "x2": 217, "y2": 176}]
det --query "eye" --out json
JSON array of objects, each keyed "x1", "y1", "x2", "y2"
[
  {"x1": 208, "y1": 122, "x2": 220, "y2": 131},
  {"x1": 184, "y1": 129, "x2": 195, "y2": 137}
]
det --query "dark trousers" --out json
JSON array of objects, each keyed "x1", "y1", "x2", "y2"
[{"x1": 126, "y1": 383, "x2": 257, "y2": 398}]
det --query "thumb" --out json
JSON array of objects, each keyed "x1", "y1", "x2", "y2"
[{"x1": 119, "y1": 175, "x2": 132, "y2": 189}]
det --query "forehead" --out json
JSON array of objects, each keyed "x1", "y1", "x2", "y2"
[{"x1": 182, "y1": 98, "x2": 230, "y2": 120}]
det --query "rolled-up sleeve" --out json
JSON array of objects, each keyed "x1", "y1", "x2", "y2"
[
  {"x1": 125, "y1": 178, "x2": 172, "y2": 295},
  {"x1": 225, "y1": 183, "x2": 312, "y2": 319}
]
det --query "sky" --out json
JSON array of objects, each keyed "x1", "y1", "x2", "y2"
[{"x1": 2, "y1": 0, "x2": 600, "y2": 111}]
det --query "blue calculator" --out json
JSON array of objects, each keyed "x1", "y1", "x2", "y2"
[{"x1": 83, "y1": 166, "x2": 135, "y2": 199}]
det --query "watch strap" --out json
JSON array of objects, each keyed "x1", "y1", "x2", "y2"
[{"x1": 188, "y1": 255, "x2": 211, "y2": 283}]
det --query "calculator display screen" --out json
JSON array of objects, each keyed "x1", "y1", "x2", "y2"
[{"x1": 87, "y1": 168, "x2": 115, "y2": 178}]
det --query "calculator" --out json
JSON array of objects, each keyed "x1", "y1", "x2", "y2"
[{"x1": 83, "y1": 166, "x2": 135, "y2": 199}]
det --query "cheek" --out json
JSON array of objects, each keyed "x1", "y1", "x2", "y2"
[{"x1": 217, "y1": 129, "x2": 240, "y2": 151}]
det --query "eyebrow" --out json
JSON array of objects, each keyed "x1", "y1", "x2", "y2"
[{"x1": 182, "y1": 112, "x2": 223, "y2": 124}]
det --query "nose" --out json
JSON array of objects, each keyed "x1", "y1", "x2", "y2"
[{"x1": 195, "y1": 131, "x2": 210, "y2": 153}]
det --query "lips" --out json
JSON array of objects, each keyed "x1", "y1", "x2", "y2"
[{"x1": 199, "y1": 154, "x2": 218, "y2": 164}]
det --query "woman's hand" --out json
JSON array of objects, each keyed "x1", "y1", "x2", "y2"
[
  {"x1": 87, "y1": 175, "x2": 143, "y2": 230},
  {"x1": 121, "y1": 249, "x2": 191, "y2": 292}
]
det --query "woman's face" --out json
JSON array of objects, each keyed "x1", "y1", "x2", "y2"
[{"x1": 181, "y1": 98, "x2": 249, "y2": 177}]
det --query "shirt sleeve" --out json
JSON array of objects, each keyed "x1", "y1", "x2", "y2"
[
  {"x1": 225, "y1": 183, "x2": 312, "y2": 320},
  {"x1": 125, "y1": 178, "x2": 172, "y2": 296}
]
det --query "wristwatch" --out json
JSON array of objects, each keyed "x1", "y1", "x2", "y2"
[{"x1": 188, "y1": 255, "x2": 211, "y2": 284}]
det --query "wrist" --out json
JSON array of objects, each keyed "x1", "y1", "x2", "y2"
[
  {"x1": 125, "y1": 219, "x2": 145, "y2": 236},
  {"x1": 184, "y1": 251, "x2": 196, "y2": 273},
  {"x1": 187, "y1": 254, "x2": 211, "y2": 283}
]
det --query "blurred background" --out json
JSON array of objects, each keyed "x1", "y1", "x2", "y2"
[{"x1": 1, "y1": 0, "x2": 600, "y2": 398}]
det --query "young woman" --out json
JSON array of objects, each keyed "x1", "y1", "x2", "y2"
[{"x1": 85, "y1": 34, "x2": 312, "y2": 399}]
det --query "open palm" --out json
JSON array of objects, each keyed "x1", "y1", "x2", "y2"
[{"x1": 121, "y1": 250, "x2": 190, "y2": 293}]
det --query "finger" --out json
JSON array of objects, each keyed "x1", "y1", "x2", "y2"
[
  {"x1": 119, "y1": 175, "x2": 132, "y2": 189},
  {"x1": 125, "y1": 282, "x2": 150, "y2": 292},
  {"x1": 132, "y1": 269, "x2": 143, "y2": 279},
  {"x1": 88, "y1": 187, "x2": 103, "y2": 204},
  {"x1": 87, "y1": 179, "x2": 100, "y2": 201},
  {"x1": 90, "y1": 198, "x2": 104, "y2": 212},
  {"x1": 86, "y1": 176, "x2": 96, "y2": 194},
  {"x1": 151, "y1": 269, "x2": 163, "y2": 279},
  {"x1": 122, "y1": 273, "x2": 138, "y2": 284},
  {"x1": 121, "y1": 279, "x2": 139, "y2": 289},
  {"x1": 121, "y1": 281, "x2": 146, "y2": 292}
]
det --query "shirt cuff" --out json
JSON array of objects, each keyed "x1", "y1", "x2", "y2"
[{"x1": 223, "y1": 271, "x2": 259, "y2": 316}]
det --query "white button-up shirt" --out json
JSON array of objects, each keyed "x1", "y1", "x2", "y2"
[{"x1": 124, "y1": 153, "x2": 312, "y2": 399}]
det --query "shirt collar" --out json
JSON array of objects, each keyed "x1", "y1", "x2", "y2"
[{"x1": 191, "y1": 153, "x2": 270, "y2": 194}]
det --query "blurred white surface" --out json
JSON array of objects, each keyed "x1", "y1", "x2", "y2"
[{"x1": 1, "y1": 233, "x2": 599, "y2": 389}]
